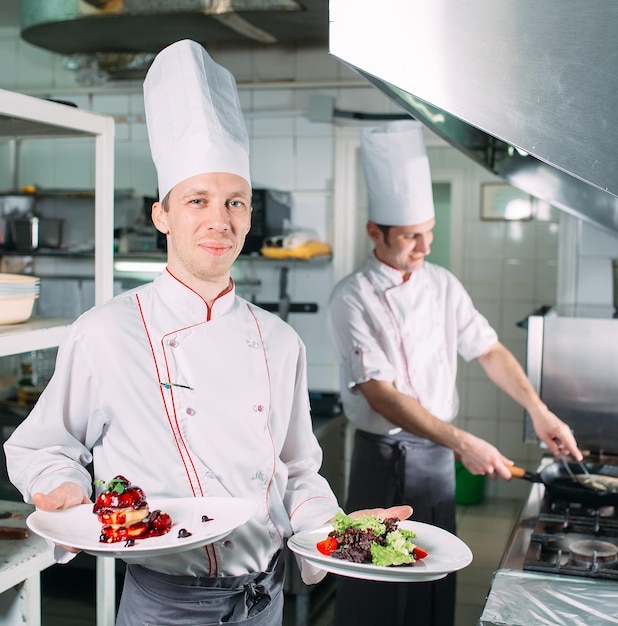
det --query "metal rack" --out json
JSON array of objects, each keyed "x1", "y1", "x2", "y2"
[{"x1": 0, "y1": 88, "x2": 115, "y2": 626}]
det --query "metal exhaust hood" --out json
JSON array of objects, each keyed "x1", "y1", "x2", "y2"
[
  {"x1": 330, "y1": 0, "x2": 618, "y2": 234},
  {"x1": 19, "y1": 0, "x2": 329, "y2": 84}
]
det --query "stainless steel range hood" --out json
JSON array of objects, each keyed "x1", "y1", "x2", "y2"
[{"x1": 330, "y1": 0, "x2": 618, "y2": 234}]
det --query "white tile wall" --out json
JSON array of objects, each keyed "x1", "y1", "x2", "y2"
[{"x1": 2, "y1": 24, "x2": 605, "y2": 502}]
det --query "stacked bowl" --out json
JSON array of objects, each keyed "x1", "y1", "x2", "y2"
[{"x1": 0, "y1": 273, "x2": 40, "y2": 325}]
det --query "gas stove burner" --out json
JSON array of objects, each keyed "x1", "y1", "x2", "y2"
[{"x1": 569, "y1": 540, "x2": 618, "y2": 566}]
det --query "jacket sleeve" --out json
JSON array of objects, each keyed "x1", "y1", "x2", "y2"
[
  {"x1": 277, "y1": 336, "x2": 341, "y2": 583},
  {"x1": 449, "y1": 273, "x2": 498, "y2": 362},
  {"x1": 3, "y1": 321, "x2": 104, "y2": 502},
  {"x1": 326, "y1": 280, "x2": 397, "y2": 388}
]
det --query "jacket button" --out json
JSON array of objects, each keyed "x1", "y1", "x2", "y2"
[
  {"x1": 168, "y1": 339, "x2": 178, "y2": 348},
  {"x1": 186, "y1": 407, "x2": 195, "y2": 416},
  {"x1": 253, "y1": 405, "x2": 264, "y2": 413},
  {"x1": 223, "y1": 540, "x2": 233, "y2": 549}
]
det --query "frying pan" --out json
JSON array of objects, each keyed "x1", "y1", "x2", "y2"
[{"x1": 510, "y1": 461, "x2": 618, "y2": 507}]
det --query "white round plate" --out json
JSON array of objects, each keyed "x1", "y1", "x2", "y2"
[
  {"x1": 287, "y1": 520, "x2": 472, "y2": 582},
  {"x1": 27, "y1": 497, "x2": 257, "y2": 560}
]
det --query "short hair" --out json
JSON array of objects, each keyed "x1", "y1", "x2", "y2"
[{"x1": 375, "y1": 223, "x2": 392, "y2": 244}]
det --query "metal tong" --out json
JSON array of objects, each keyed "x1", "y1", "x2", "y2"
[{"x1": 558, "y1": 450, "x2": 590, "y2": 482}]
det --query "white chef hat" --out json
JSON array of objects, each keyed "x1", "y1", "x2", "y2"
[
  {"x1": 144, "y1": 39, "x2": 250, "y2": 201},
  {"x1": 361, "y1": 120, "x2": 435, "y2": 226}
]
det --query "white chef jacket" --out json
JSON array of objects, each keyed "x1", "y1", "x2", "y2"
[
  {"x1": 327, "y1": 253, "x2": 498, "y2": 435},
  {"x1": 5, "y1": 270, "x2": 339, "y2": 581}
]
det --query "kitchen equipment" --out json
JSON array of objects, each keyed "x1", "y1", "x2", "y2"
[
  {"x1": 524, "y1": 315, "x2": 618, "y2": 451},
  {"x1": 241, "y1": 188, "x2": 291, "y2": 256},
  {"x1": 557, "y1": 449, "x2": 590, "y2": 482},
  {"x1": 330, "y1": 0, "x2": 618, "y2": 235},
  {"x1": 510, "y1": 462, "x2": 618, "y2": 506},
  {"x1": 0, "y1": 273, "x2": 40, "y2": 325},
  {"x1": 0, "y1": 194, "x2": 36, "y2": 248},
  {"x1": 0, "y1": 296, "x2": 38, "y2": 325},
  {"x1": 500, "y1": 452, "x2": 618, "y2": 582},
  {"x1": 1, "y1": 194, "x2": 35, "y2": 218},
  {"x1": 253, "y1": 266, "x2": 318, "y2": 319},
  {"x1": 7, "y1": 216, "x2": 63, "y2": 250},
  {"x1": 493, "y1": 313, "x2": 618, "y2": 585}
]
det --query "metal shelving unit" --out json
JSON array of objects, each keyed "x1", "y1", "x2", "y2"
[
  {"x1": 0, "y1": 88, "x2": 115, "y2": 626},
  {"x1": 0, "y1": 88, "x2": 115, "y2": 356}
]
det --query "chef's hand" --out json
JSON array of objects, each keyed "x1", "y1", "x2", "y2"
[
  {"x1": 32, "y1": 481, "x2": 90, "y2": 511},
  {"x1": 527, "y1": 404, "x2": 583, "y2": 461},
  {"x1": 457, "y1": 431, "x2": 514, "y2": 481},
  {"x1": 32, "y1": 482, "x2": 91, "y2": 554},
  {"x1": 348, "y1": 505, "x2": 413, "y2": 521}
]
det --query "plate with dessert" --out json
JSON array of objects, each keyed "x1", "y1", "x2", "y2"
[{"x1": 26, "y1": 476, "x2": 257, "y2": 559}]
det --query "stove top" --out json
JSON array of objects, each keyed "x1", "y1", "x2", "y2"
[
  {"x1": 525, "y1": 518, "x2": 618, "y2": 579},
  {"x1": 522, "y1": 453, "x2": 618, "y2": 580}
]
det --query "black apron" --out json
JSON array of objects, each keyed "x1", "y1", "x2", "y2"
[
  {"x1": 334, "y1": 429, "x2": 457, "y2": 626},
  {"x1": 115, "y1": 551, "x2": 285, "y2": 626}
]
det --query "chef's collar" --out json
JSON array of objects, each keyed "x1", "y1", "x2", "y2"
[
  {"x1": 156, "y1": 270, "x2": 236, "y2": 321},
  {"x1": 367, "y1": 251, "x2": 425, "y2": 288}
]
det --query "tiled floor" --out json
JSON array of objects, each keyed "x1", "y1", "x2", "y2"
[{"x1": 39, "y1": 498, "x2": 522, "y2": 626}]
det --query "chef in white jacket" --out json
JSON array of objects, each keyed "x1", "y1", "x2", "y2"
[
  {"x1": 326, "y1": 120, "x2": 582, "y2": 626},
  {"x1": 4, "y1": 41, "x2": 409, "y2": 626}
]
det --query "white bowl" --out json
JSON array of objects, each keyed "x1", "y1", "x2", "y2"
[
  {"x1": 0, "y1": 294, "x2": 38, "y2": 325},
  {"x1": 0, "y1": 286, "x2": 40, "y2": 296},
  {"x1": 0, "y1": 273, "x2": 40, "y2": 285}
]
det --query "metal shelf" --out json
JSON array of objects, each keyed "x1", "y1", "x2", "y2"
[
  {"x1": 0, "y1": 88, "x2": 115, "y2": 353},
  {"x1": 0, "y1": 88, "x2": 116, "y2": 626},
  {"x1": 0, "y1": 318, "x2": 73, "y2": 357}
]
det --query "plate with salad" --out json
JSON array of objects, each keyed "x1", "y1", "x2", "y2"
[{"x1": 287, "y1": 512, "x2": 472, "y2": 582}]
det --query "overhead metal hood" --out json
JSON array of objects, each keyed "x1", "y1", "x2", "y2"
[
  {"x1": 19, "y1": 0, "x2": 329, "y2": 83},
  {"x1": 330, "y1": 0, "x2": 618, "y2": 234}
]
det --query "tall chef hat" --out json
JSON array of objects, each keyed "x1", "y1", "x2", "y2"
[
  {"x1": 144, "y1": 39, "x2": 250, "y2": 201},
  {"x1": 361, "y1": 120, "x2": 435, "y2": 226}
]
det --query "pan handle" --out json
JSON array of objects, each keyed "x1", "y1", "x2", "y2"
[{"x1": 510, "y1": 466, "x2": 539, "y2": 482}]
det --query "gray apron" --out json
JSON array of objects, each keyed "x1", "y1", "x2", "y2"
[
  {"x1": 334, "y1": 429, "x2": 457, "y2": 626},
  {"x1": 116, "y1": 551, "x2": 285, "y2": 626}
]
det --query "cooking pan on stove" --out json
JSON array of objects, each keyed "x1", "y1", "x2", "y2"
[{"x1": 510, "y1": 461, "x2": 618, "y2": 507}]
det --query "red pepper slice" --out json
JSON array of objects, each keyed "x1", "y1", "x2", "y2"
[
  {"x1": 316, "y1": 537, "x2": 339, "y2": 555},
  {"x1": 414, "y1": 546, "x2": 428, "y2": 560}
]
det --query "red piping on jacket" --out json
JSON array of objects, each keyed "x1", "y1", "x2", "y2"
[
  {"x1": 135, "y1": 293, "x2": 203, "y2": 498},
  {"x1": 361, "y1": 272, "x2": 418, "y2": 400}
]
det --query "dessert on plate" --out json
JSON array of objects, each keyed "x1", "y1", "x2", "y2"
[{"x1": 93, "y1": 475, "x2": 172, "y2": 544}]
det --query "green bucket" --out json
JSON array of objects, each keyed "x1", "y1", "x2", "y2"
[{"x1": 455, "y1": 461, "x2": 486, "y2": 505}]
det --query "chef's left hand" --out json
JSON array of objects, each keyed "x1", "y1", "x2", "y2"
[
  {"x1": 348, "y1": 505, "x2": 413, "y2": 521},
  {"x1": 528, "y1": 404, "x2": 583, "y2": 461}
]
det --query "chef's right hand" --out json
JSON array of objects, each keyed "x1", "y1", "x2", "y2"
[
  {"x1": 32, "y1": 482, "x2": 91, "y2": 554},
  {"x1": 457, "y1": 432, "x2": 514, "y2": 481}
]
